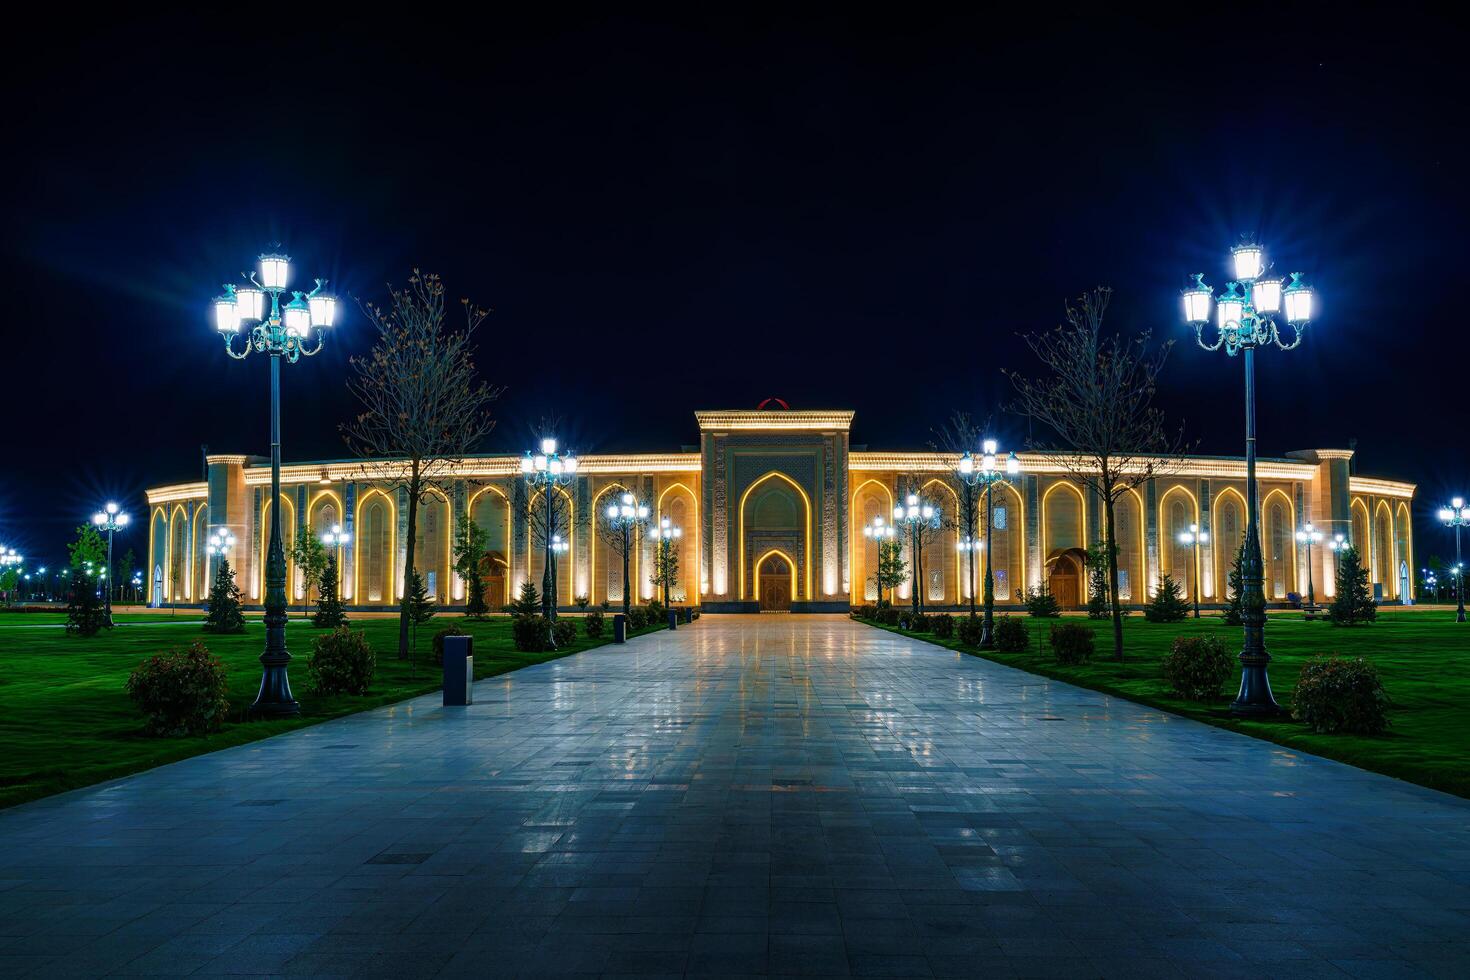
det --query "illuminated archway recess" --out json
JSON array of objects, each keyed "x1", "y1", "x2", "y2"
[{"x1": 143, "y1": 427, "x2": 1416, "y2": 612}]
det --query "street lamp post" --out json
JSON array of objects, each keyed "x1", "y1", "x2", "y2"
[
  {"x1": 958, "y1": 440, "x2": 1021, "y2": 647},
  {"x1": 1182, "y1": 242, "x2": 1315, "y2": 716},
  {"x1": 863, "y1": 516, "x2": 896, "y2": 606},
  {"x1": 893, "y1": 493, "x2": 940, "y2": 614},
  {"x1": 1438, "y1": 497, "x2": 1469, "y2": 622},
  {"x1": 1176, "y1": 523, "x2": 1208, "y2": 618},
  {"x1": 521, "y1": 438, "x2": 578, "y2": 634},
  {"x1": 214, "y1": 251, "x2": 337, "y2": 719},
  {"x1": 1295, "y1": 523, "x2": 1323, "y2": 612},
  {"x1": 0, "y1": 548, "x2": 20, "y2": 605},
  {"x1": 91, "y1": 503, "x2": 131, "y2": 627},
  {"x1": 604, "y1": 492, "x2": 649, "y2": 618},
  {"x1": 205, "y1": 530, "x2": 236, "y2": 604},
  {"x1": 651, "y1": 516, "x2": 682, "y2": 607}
]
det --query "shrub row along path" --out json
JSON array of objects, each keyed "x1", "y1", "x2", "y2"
[{"x1": 0, "y1": 614, "x2": 1466, "y2": 977}]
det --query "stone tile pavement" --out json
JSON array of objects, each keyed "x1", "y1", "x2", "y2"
[{"x1": 0, "y1": 615, "x2": 1467, "y2": 978}]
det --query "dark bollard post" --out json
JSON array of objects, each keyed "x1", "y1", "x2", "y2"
[
  {"x1": 668, "y1": 608, "x2": 678, "y2": 630},
  {"x1": 613, "y1": 613, "x2": 627, "y2": 644},
  {"x1": 442, "y1": 635, "x2": 473, "y2": 706}
]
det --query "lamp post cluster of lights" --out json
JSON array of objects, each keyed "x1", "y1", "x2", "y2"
[
  {"x1": 1182, "y1": 241, "x2": 1315, "y2": 717},
  {"x1": 91, "y1": 503, "x2": 131, "y2": 626},
  {"x1": 1176, "y1": 523, "x2": 1209, "y2": 619},
  {"x1": 604, "y1": 492, "x2": 648, "y2": 618},
  {"x1": 957, "y1": 440, "x2": 1020, "y2": 646},
  {"x1": 521, "y1": 437, "x2": 579, "y2": 630},
  {"x1": 0, "y1": 547, "x2": 20, "y2": 605},
  {"x1": 893, "y1": 493, "x2": 941, "y2": 614},
  {"x1": 863, "y1": 516, "x2": 896, "y2": 606},
  {"x1": 213, "y1": 252, "x2": 337, "y2": 720},
  {"x1": 1439, "y1": 497, "x2": 1469, "y2": 622},
  {"x1": 321, "y1": 524, "x2": 351, "y2": 549},
  {"x1": 1295, "y1": 523, "x2": 1323, "y2": 611}
]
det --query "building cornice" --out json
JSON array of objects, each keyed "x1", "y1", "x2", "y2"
[
  {"x1": 847, "y1": 451, "x2": 1319, "y2": 482},
  {"x1": 696, "y1": 409, "x2": 854, "y2": 431},
  {"x1": 1348, "y1": 477, "x2": 1416, "y2": 499},
  {"x1": 147, "y1": 482, "x2": 209, "y2": 506}
]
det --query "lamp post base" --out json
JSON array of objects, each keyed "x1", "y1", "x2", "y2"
[
  {"x1": 1230, "y1": 661, "x2": 1280, "y2": 717},
  {"x1": 249, "y1": 663, "x2": 300, "y2": 719}
]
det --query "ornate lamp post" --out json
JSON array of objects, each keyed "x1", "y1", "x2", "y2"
[
  {"x1": 91, "y1": 503, "x2": 131, "y2": 627},
  {"x1": 650, "y1": 516, "x2": 682, "y2": 607},
  {"x1": 1176, "y1": 523, "x2": 1208, "y2": 619},
  {"x1": 958, "y1": 440, "x2": 1020, "y2": 646},
  {"x1": 1181, "y1": 242, "x2": 1314, "y2": 716},
  {"x1": 863, "y1": 516, "x2": 896, "y2": 606},
  {"x1": 320, "y1": 524, "x2": 351, "y2": 550},
  {"x1": 521, "y1": 437, "x2": 578, "y2": 627},
  {"x1": 205, "y1": 530, "x2": 236, "y2": 607},
  {"x1": 0, "y1": 548, "x2": 20, "y2": 605},
  {"x1": 1295, "y1": 523, "x2": 1323, "y2": 612},
  {"x1": 893, "y1": 493, "x2": 940, "y2": 614},
  {"x1": 1438, "y1": 497, "x2": 1469, "y2": 622},
  {"x1": 213, "y1": 251, "x2": 337, "y2": 718},
  {"x1": 604, "y1": 491, "x2": 649, "y2": 616}
]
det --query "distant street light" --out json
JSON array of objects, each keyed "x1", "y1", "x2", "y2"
[
  {"x1": 1176, "y1": 523, "x2": 1209, "y2": 619},
  {"x1": 521, "y1": 437, "x2": 578, "y2": 628},
  {"x1": 1181, "y1": 242, "x2": 1314, "y2": 716},
  {"x1": 957, "y1": 440, "x2": 1021, "y2": 646},
  {"x1": 1438, "y1": 497, "x2": 1469, "y2": 622},
  {"x1": 864, "y1": 517, "x2": 896, "y2": 606},
  {"x1": 92, "y1": 503, "x2": 131, "y2": 627},
  {"x1": 650, "y1": 516, "x2": 682, "y2": 607},
  {"x1": 604, "y1": 492, "x2": 649, "y2": 617},
  {"x1": 893, "y1": 492, "x2": 941, "y2": 614},
  {"x1": 1295, "y1": 523, "x2": 1323, "y2": 612},
  {"x1": 214, "y1": 251, "x2": 336, "y2": 718}
]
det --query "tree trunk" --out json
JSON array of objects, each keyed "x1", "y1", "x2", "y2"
[
  {"x1": 398, "y1": 459, "x2": 421, "y2": 661},
  {"x1": 1104, "y1": 488, "x2": 1125, "y2": 662},
  {"x1": 622, "y1": 530, "x2": 631, "y2": 617}
]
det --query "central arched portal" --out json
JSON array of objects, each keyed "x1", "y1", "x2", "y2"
[
  {"x1": 1046, "y1": 548, "x2": 1086, "y2": 607},
  {"x1": 757, "y1": 551, "x2": 794, "y2": 611}
]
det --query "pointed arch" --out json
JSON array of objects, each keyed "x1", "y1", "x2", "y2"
[
  {"x1": 411, "y1": 486, "x2": 453, "y2": 603},
  {"x1": 1157, "y1": 484, "x2": 1199, "y2": 601},
  {"x1": 527, "y1": 484, "x2": 576, "y2": 607},
  {"x1": 467, "y1": 483, "x2": 512, "y2": 605},
  {"x1": 988, "y1": 479, "x2": 1026, "y2": 603},
  {"x1": 754, "y1": 548, "x2": 798, "y2": 595},
  {"x1": 354, "y1": 488, "x2": 396, "y2": 604},
  {"x1": 1373, "y1": 499, "x2": 1396, "y2": 596},
  {"x1": 1042, "y1": 481, "x2": 1088, "y2": 601},
  {"x1": 920, "y1": 478, "x2": 962, "y2": 605},
  {"x1": 192, "y1": 505, "x2": 209, "y2": 602},
  {"x1": 258, "y1": 494, "x2": 296, "y2": 601},
  {"x1": 1396, "y1": 501, "x2": 1414, "y2": 601},
  {"x1": 850, "y1": 478, "x2": 895, "y2": 604},
  {"x1": 1211, "y1": 485, "x2": 1248, "y2": 602},
  {"x1": 1350, "y1": 497, "x2": 1371, "y2": 560},
  {"x1": 167, "y1": 504, "x2": 191, "y2": 602},
  {"x1": 148, "y1": 507, "x2": 168, "y2": 605},
  {"x1": 738, "y1": 471, "x2": 813, "y2": 602},
  {"x1": 307, "y1": 489, "x2": 344, "y2": 600},
  {"x1": 1262, "y1": 488, "x2": 1297, "y2": 599},
  {"x1": 1107, "y1": 486, "x2": 1147, "y2": 603},
  {"x1": 657, "y1": 481, "x2": 700, "y2": 603}
]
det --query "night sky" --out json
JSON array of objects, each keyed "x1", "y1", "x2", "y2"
[{"x1": 2, "y1": 10, "x2": 1466, "y2": 569}]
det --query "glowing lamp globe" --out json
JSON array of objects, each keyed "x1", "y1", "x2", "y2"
[
  {"x1": 214, "y1": 293, "x2": 239, "y2": 333},
  {"x1": 1442, "y1": 508, "x2": 1457, "y2": 522},
  {"x1": 1231, "y1": 243, "x2": 1264, "y2": 282},
  {"x1": 1216, "y1": 284, "x2": 1245, "y2": 331},
  {"x1": 92, "y1": 512, "x2": 106, "y2": 526},
  {"x1": 259, "y1": 253, "x2": 290, "y2": 290},
  {"x1": 982, "y1": 438, "x2": 998, "y2": 455},
  {"x1": 520, "y1": 453, "x2": 533, "y2": 473},
  {"x1": 606, "y1": 503, "x2": 619, "y2": 520},
  {"x1": 564, "y1": 453, "x2": 578, "y2": 474},
  {"x1": 958, "y1": 452, "x2": 973, "y2": 475},
  {"x1": 1252, "y1": 277, "x2": 1282, "y2": 315},
  {"x1": 308, "y1": 291, "x2": 337, "y2": 328},
  {"x1": 1283, "y1": 273, "x2": 1314, "y2": 324},
  {"x1": 1006, "y1": 451, "x2": 1021, "y2": 476},
  {"x1": 540, "y1": 437, "x2": 557, "y2": 455},
  {"x1": 236, "y1": 285, "x2": 264, "y2": 322},
  {"x1": 282, "y1": 295, "x2": 311, "y2": 336},
  {"x1": 117, "y1": 513, "x2": 130, "y2": 527},
  {"x1": 1182, "y1": 274, "x2": 1212, "y2": 324}
]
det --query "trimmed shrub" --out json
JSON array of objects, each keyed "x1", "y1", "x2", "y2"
[
  {"x1": 1049, "y1": 622, "x2": 1094, "y2": 664},
  {"x1": 1161, "y1": 635, "x2": 1233, "y2": 700},
  {"x1": 627, "y1": 607, "x2": 649, "y2": 631},
  {"x1": 875, "y1": 606, "x2": 900, "y2": 627},
  {"x1": 552, "y1": 618, "x2": 576, "y2": 648},
  {"x1": 956, "y1": 615, "x2": 985, "y2": 646},
  {"x1": 584, "y1": 608, "x2": 605, "y2": 638},
  {"x1": 1025, "y1": 586, "x2": 1061, "y2": 618},
  {"x1": 646, "y1": 599, "x2": 666, "y2": 622},
  {"x1": 930, "y1": 613, "x2": 955, "y2": 639},
  {"x1": 126, "y1": 640, "x2": 230, "y2": 737},
  {"x1": 853, "y1": 604, "x2": 877, "y2": 621},
  {"x1": 994, "y1": 616, "x2": 1029, "y2": 652},
  {"x1": 1145, "y1": 574, "x2": 1191, "y2": 623},
  {"x1": 1293, "y1": 655, "x2": 1390, "y2": 734},
  {"x1": 307, "y1": 627, "x2": 376, "y2": 696},
  {"x1": 513, "y1": 615, "x2": 552, "y2": 652},
  {"x1": 898, "y1": 611, "x2": 931, "y2": 632},
  {"x1": 431, "y1": 626, "x2": 469, "y2": 667}
]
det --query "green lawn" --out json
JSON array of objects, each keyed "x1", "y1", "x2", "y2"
[
  {"x1": 862, "y1": 612, "x2": 1470, "y2": 799},
  {"x1": 0, "y1": 614, "x2": 665, "y2": 809}
]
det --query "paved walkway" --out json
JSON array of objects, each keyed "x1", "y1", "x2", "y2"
[{"x1": 1, "y1": 616, "x2": 1467, "y2": 978}]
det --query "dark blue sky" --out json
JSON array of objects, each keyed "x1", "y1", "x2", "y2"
[{"x1": 2, "y1": 10, "x2": 1465, "y2": 566}]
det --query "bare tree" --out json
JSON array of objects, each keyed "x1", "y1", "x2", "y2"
[
  {"x1": 513, "y1": 418, "x2": 580, "y2": 620},
  {"x1": 343, "y1": 271, "x2": 501, "y2": 659},
  {"x1": 898, "y1": 473, "x2": 946, "y2": 613},
  {"x1": 595, "y1": 482, "x2": 646, "y2": 617},
  {"x1": 931, "y1": 411, "x2": 989, "y2": 620},
  {"x1": 1005, "y1": 287, "x2": 1189, "y2": 660}
]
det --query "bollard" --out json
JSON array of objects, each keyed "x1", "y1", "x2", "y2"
[
  {"x1": 442, "y1": 635, "x2": 473, "y2": 706},
  {"x1": 668, "y1": 608, "x2": 678, "y2": 630},
  {"x1": 613, "y1": 613, "x2": 627, "y2": 643}
]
